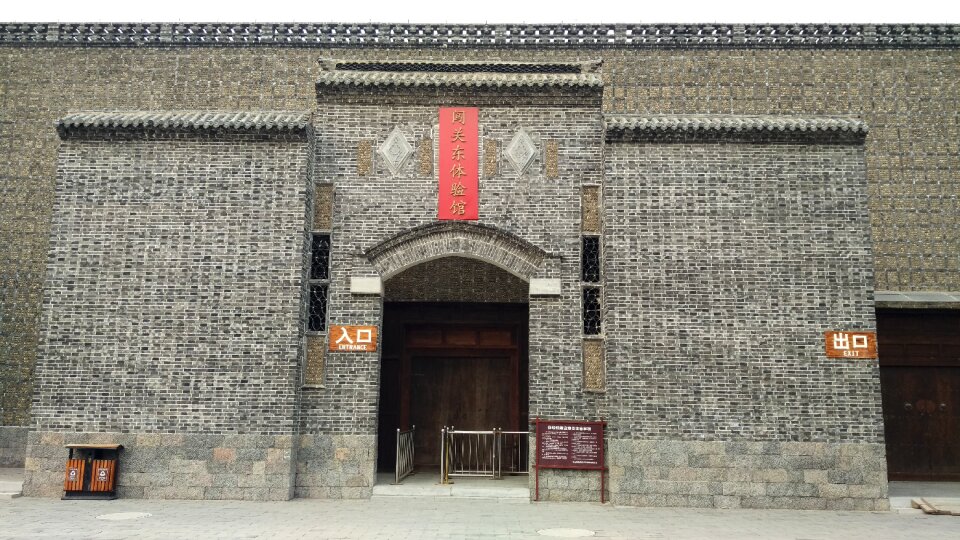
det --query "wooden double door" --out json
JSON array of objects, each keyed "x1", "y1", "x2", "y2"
[
  {"x1": 878, "y1": 309, "x2": 960, "y2": 480},
  {"x1": 377, "y1": 303, "x2": 528, "y2": 471}
]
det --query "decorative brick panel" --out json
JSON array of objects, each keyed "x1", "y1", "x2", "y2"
[
  {"x1": 582, "y1": 186, "x2": 601, "y2": 233},
  {"x1": 417, "y1": 137, "x2": 433, "y2": 176},
  {"x1": 304, "y1": 335, "x2": 326, "y2": 386},
  {"x1": 483, "y1": 139, "x2": 498, "y2": 178},
  {"x1": 314, "y1": 184, "x2": 334, "y2": 231},
  {"x1": 582, "y1": 338, "x2": 605, "y2": 391},
  {"x1": 356, "y1": 140, "x2": 372, "y2": 176},
  {"x1": 545, "y1": 139, "x2": 559, "y2": 179}
]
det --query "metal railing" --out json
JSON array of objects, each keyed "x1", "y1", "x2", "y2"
[
  {"x1": 440, "y1": 427, "x2": 529, "y2": 483},
  {"x1": 395, "y1": 426, "x2": 415, "y2": 484},
  {"x1": 497, "y1": 431, "x2": 530, "y2": 476}
]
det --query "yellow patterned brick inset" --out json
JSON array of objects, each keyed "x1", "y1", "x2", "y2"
[
  {"x1": 483, "y1": 139, "x2": 498, "y2": 178},
  {"x1": 583, "y1": 338, "x2": 605, "y2": 391},
  {"x1": 418, "y1": 138, "x2": 433, "y2": 176},
  {"x1": 314, "y1": 184, "x2": 333, "y2": 231},
  {"x1": 545, "y1": 140, "x2": 559, "y2": 179},
  {"x1": 357, "y1": 140, "x2": 373, "y2": 176},
  {"x1": 582, "y1": 185, "x2": 601, "y2": 234},
  {"x1": 304, "y1": 335, "x2": 325, "y2": 386}
]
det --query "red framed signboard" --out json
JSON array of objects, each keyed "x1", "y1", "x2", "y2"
[
  {"x1": 534, "y1": 418, "x2": 607, "y2": 502},
  {"x1": 438, "y1": 107, "x2": 479, "y2": 220}
]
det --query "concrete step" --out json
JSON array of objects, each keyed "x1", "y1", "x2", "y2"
[{"x1": 0, "y1": 467, "x2": 25, "y2": 499}]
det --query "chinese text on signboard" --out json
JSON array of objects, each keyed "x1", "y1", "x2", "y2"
[
  {"x1": 329, "y1": 325, "x2": 378, "y2": 352},
  {"x1": 534, "y1": 419, "x2": 606, "y2": 502},
  {"x1": 438, "y1": 107, "x2": 479, "y2": 220},
  {"x1": 825, "y1": 331, "x2": 877, "y2": 358},
  {"x1": 536, "y1": 419, "x2": 604, "y2": 468}
]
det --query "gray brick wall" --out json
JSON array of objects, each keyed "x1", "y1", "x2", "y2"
[
  {"x1": 596, "y1": 131, "x2": 886, "y2": 508},
  {"x1": 23, "y1": 128, "x2": 312, "y2": 499},
  {"x1": 3, "y1": 42, "x2": 960, "y2": 433}
]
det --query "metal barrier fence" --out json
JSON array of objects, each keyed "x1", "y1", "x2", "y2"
[
  {"x1": 440, "y1": 427, "x2": 530, "y2": 483},
  {"x1": 497, "y1": 431, "x2": 529, "y2": 476},
  {"x1": 395, "y1": 426, "x2": 415, "y2": 484}
]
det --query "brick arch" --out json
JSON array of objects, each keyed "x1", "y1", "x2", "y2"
[{"x1": 364, "y1": 222, "x2": 548, "y2": 281}]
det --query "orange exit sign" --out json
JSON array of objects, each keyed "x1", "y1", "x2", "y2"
[{"x1": 825, "y1": 331, "x2": 877, "y2": 359}]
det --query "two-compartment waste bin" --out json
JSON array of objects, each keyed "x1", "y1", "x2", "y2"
[{"x1": 63, "y1": 444, "x2": 123, "y2": 500}]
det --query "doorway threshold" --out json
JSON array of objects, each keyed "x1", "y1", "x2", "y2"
[
  {"x1": 372, "y1": 471, "x2": 530, "y2": 502},
  {"x1": 889, "y1": 481, "x2": 960, "y2": 514}
]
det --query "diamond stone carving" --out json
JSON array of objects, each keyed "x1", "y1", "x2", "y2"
[
  {"x1": 378, "y1": 127, "x2": 413, "y2": 176},
  {"x1": 505, "y1": 129, "x2": 537, "y2": 175}
]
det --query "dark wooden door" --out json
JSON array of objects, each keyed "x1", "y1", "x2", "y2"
[
  {"x1": 376, "y1": 303, "x2": 528, "y2": 473},
  {"x1": 376, "y1": 357, "x2": 400, "y2": 471},
  {"x1": 878, "y1": 309, "x2": 960, "y2": 480},
  {"x1": 411, "y1": 356, "x2": 512, "y2": 467}
]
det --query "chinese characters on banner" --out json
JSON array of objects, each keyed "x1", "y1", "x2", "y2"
[
  {"x1": 328, "y1": 325, "x2": 379, "y2": 352},
  {"x1": 824, "y1": 331, "x2": 877, "y2": 358},
  {"x1": 438, "y1": 107, "x2": 479, "y2": 220}
]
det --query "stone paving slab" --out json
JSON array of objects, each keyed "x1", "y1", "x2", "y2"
[{"x1": 2, "y1": 496, "x2": 959, "y2": 539}]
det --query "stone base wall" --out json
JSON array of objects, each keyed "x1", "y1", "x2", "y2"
[
  {"x1": 295, "y1": 434, "x2": 376, "y2": 499},
  {"x1": 22, "y1": 431, "x2": 295, "y2": 500},
  {"x1": 601, "y1": 439, "x2": 888, "y2": 510},
  {"x1": 0, "y1": 426, "x2": 29, "y2": 467},
  {"x1": 534, "y1": 469, "x2": 607, "y2": 502}
]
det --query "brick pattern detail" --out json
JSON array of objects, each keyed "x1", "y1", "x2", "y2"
[
  {"x1": 603, "y1": 136, "x2": 880, "y2": 442},
  {"x1": 483, "y1": 139, "x2": 498, "y2": 178},
  {"x1": 417, "y1": 138, "x2": 433, "y2": 176},
  {"x1": 545, "y1": 140, "x2": 559, "y2": 179},
  {"x1": 384, "y1": 256, "x2": 528, "y2": 303},
  {"x1": 365, "y1": 222, "x2": 550, "y2": 281},
  {"x1": 314, "y1": 184, "x2": 334, "y2": 231},
  {"x1": 30, "y1": 132, "x2": 310, "y2": 436},
  {"x1": 304, "y1": 335, "x2": 325, "y2": 386},
  {"x1": 581, "y1": 185, "x2": 601, "y2": 234},
  {"x1": 582, "y1": 338, "x2": 605, "y2": 391},
  {"x1": 356, "y1": 140, "x2": 372, "y2": 176}
]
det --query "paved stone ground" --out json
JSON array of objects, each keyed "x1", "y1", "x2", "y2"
[{"x1": 1, "y1": 495, "x2": 958, "y2": 539}]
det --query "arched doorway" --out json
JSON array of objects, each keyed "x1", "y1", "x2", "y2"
[{"x1": 375, "y1": 256, "x2": 529, "y2": 473}]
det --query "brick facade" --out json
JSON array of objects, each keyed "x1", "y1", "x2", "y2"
[
  {"x1": 3, "y1": 36, "x2": 960, "y2": 436},
  {"x1": 597, "y1": 127, "x2": 884, "y2": 509},
  {"x1": 1, "y1": 24, "x2": 950, "y2": 507},
  {"x1": 22, "y1": 120, "x2": 312, "y2": 500}
]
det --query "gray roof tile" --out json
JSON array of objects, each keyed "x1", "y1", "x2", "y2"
[
  {"x1": 605, "y1": 115, "x2": 868, "y2": 135},
  {"x1": 57, "y1": 110, "x2": 312, "y2": 136},
  {"x1": 316, "y1": 71, "x2": 602, "y2": 89}
]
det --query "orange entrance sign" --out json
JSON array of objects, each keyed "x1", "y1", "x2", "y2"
[
  {"x1": 328, "y1": 325, "x2": 378, "y2": 352},
  {"x1": 825, "y1": 331, "x2": 877, "y2": 358}
]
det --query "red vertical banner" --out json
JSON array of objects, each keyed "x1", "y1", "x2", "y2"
[{"x1": 438, "y1": 107, "x2": 479, "y2": 220}]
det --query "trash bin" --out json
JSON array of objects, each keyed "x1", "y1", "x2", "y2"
[{"x1": 62, "y1": 444, "x2": 123, "y2": 500}]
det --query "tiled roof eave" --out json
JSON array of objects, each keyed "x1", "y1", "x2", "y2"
[
  {"x1": 315, "y1": 72, "x2": 603, "y2": 89},
  {"x1": 56, "y1": 110, "x2": 313, "y2": 137},
  {"x1": 604, "y1": 114, "x2": 868, "y2": 136}
]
